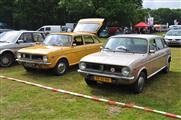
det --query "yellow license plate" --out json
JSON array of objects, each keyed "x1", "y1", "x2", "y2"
[{"x1": 94, "y1": 76, "x2": 112, "y2": 83}]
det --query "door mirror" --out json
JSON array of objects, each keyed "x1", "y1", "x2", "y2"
[
  {"x1": 72, "y1": 43, "x2": 77, "y2": 47},
  {"x1": 149, "y1": 49, "x2": 155, "y2": 53},
  {"x1": 17, "y1": 40, "x2": 24, "y2": 44}
]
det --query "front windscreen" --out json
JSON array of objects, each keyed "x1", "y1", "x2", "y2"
[
  {"x1": 74, "y1": 23, "x2": 100, "y2": 33},
  {"x1": 166, "y1": 30, "x2": 181, "y2": 36},
  {"x1": 104, "y1": 37, "x2": 148, "y2": 54},
  {"x1": 43, "y1": 34, "x2": 72, "y2": 46}
]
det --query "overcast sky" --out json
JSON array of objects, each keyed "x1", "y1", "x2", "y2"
[{"x1": 143, "y1": 0, "x2": 181, "y2": 9}]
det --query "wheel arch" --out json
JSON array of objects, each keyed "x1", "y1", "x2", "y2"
[{"x1": 137, "y1": 67, "x2": 147, "y2": 80}]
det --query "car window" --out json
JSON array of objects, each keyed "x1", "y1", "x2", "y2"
[
  {"x1": 73, "y1": 36, "x2": 83, "y2": 46},
  {"x1": 149, "y1": 39, "x2": 159, "y2": 51},
  {"x1": 162, "y1": 39, "x2": 168, "y2": 48},
  {"x1": 155, "y1": 38, "x2": 164, "y2": 50},
  {"x1": 39, "y1": 28, "x2": 44, "y2": 31},
  {"x1": 45, "y1": 27, "x2": 51, "y2": 31},
  {"x1": 92, "y1": 36, "x2": 100, "y2": 43},
  {"x1": 33, "y1": 33, "x2": 44, "y2": 42},
  {"x1": 83, "y1": 35, "x2": 94, "y2": 44},
  {"x1": 19, "y1": 33, "x2": 34, "y2": 43}
]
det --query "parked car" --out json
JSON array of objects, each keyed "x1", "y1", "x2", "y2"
[
  {"x1": 164, "y1": 30, "x2": 181, "y2": 46},
  {"x1": 0, "y1": 22, "x2": 12, "y2": 33},
  {"x1": 78, "y1": 34, "x2": 171, "y2": 93},
  {"x1": 37, "y1": 25, "x2": 62, "y2": 35},
  {"x1": 0, "y1": 31, "x2": 45, "y2": 67},
  {"x1": 169, "y1": 25, "x2": 181, "y2": 30},
  {"x1": 16, "y1": 18, "x2": 104, "y2": 75}
]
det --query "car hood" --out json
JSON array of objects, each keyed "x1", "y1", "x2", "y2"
[
  {"x1": 18, "y1": 45, "x2": 69, "y2": 55},
  {"x1": 81, "y1": 51, "x2": 146, "y2": 66},
  {"x1": 164, "y1": 36, "x2": 181, "y2": 39},
  {"x1": 0, "y1": 42, "x2": 13, "y2": 49}
]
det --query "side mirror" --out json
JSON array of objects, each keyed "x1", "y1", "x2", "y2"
[
  {"x1": 72, "y1": 43, "x2": 77, "y2": 47},
  {"x1": 17, "y1": 40, "x2": 24, "y2": 44},
  {"x1": 149, "y1": 49, "x2": 155, "y2": 53}
]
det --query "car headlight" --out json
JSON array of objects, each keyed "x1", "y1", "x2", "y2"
[
  {"x1": 43, "y1": 56, "x2": 48, "y2": 62},
  {"x1": 121, "y1": 67, "x2": 130, "y2": 76},
  {"x1": 79, "y1": 62, "x2": 86, "y2": 70},
  {"x1": 17, "y1": 53, "x2": 21, "y2": 59}
]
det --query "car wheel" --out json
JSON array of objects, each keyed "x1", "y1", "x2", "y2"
[
  {"x1": 163, "y1": 62, "x2": 170, "y2": 73},
  {"x1": 53, "y1": 59, "x2": 68, "y2": 76},
  {"x1": 85, "y1": 78, "x2": 97, "y2": 86},
  {"x1": 133, "y1": 72, "x2": 146, "y2": 94},
  {"x1": 24, "y1": 66, "x2": 34, "y2": 72},
  {"x1": 0, "y1": 53, "x2": 14, "y2": 67}
]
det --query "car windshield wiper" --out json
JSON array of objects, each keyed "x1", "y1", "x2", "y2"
[
  {"x1": 0, "y1": 40, "x2": 9, "y2": 43},
  {"x1": 103, "y1": 47, "x2": 113, "y2": 51},
  {"x1": 116, "y1": 46, "x2": 128, "y2": 51}
]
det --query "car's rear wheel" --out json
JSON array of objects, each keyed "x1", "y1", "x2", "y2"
[
  {"x1": 85, "y1": 78, "x2": 97, "y2": 86},
  {"x1": 132, "y1": 72, "x2": 146, "y2": 94},
  {"x1": 0, "y1": 53, "x2": 14, "y2": 67},
  {"x1": 53, "y1": 59, "x2": 68, "y2": 76},
  {"x1": 163, "y1": 62, "x2": 170, "y2": 73}
]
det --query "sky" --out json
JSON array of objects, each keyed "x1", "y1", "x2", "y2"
[{"x1": 143, "y1": 0, "x2": 181, "y2": 9}]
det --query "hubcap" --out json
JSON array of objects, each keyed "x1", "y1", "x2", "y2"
[
  {"x1": 2, "y1": 56, "x2": 10, "y2": 65},
  {"x1": 138, "y1": 76, "x2": 144, "y2": 91},
  {"x1": 57, "y1": 62, "x2": 66, "y2": 74}
]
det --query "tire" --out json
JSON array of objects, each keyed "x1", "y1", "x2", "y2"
[
  {"x1": 163, "y1": 62, "x2": 170, "y2": 73},
  {"x1": 53, "y1": 59, "x2": 68, "y2": 76},
  {"x1": 0, "y1": 53, "x2": 14, "y2": 67},
  {"x1": 132, "y1": 72, "x2": 146, "y2": 94},
  {"x1": 24, "y1": 66, "x2": 34, "y2": 72},
  {"x1": 85, "y1": 78, "x2": 97, "y2": 86}
]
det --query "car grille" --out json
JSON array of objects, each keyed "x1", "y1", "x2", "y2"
[
  {"x1": 21, "y1": 53, "x2": 43, "y2": 61},
  {"x1": 85, "y1": 62, "x2": 122, "y2": 75}
]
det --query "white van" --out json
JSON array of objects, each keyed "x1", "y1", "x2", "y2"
[{"x1": 37, "y1": 25, "x2": 62, "y2": 34}]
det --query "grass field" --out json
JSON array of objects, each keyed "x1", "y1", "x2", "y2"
[{"x1": 0, "y1": 38, "x2": 181, "y2": 120}]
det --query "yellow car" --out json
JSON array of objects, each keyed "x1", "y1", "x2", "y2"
[{"x1": 16, "y1": 18, "x2": 104, "y2": 75}]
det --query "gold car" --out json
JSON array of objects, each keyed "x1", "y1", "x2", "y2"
[{"x1": 16, "y1": 18, "x2": 104, "y2": 75}]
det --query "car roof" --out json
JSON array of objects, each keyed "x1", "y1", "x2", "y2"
[
  {"x1": 111, "y1": 34, "x2": 161, "y2": 40},
  {"x1": 51, "y1": 32, "x2": 95, "y2": 36},
  {"x1": 6, "y1": 30, "x2": 43, "y2": 34}
]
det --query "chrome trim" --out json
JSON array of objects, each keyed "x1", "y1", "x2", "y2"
[
  {"x1": 16, "y1": 59, "x2": 51, "y2": 65},
  {"x1": 147, "y1": 65, "x2": 166, "y2": 79},
  {"x1": 78, "y1": 69, "x2": 134, "y2": 80}
]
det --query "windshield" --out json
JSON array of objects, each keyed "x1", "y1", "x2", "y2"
[
  {"x1": 0, "y1": 31, "x2": 19, "y2": 43},
  {"x1": 43, "y1": 34, "x2": 72, "y2": 46},
  {"x1": 74, "y1": 23, "x2": 100, "y2": 33},
  {"x1": 104, "y1": 37, "x2": 148, "y2": 54},
  {"x1": 166, "y1": 30, "x2": 181, "y2": 36}
]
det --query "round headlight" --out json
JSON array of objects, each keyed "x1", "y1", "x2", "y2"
[
  {"x1": 121, "y1": 67, "x2": 130, "y2": 76},
  {"x1": 79, "y1": 62, "x2": 86, "y2": 70},
  {"x1": 17, "y1": 53, "x2": 21, "y2": 59},
  {"x1": 43, "y1": 56, "x2": 48, "y2": 62}
]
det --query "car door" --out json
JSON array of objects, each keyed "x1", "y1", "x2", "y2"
[
  {"x1": 146, "y1": 39, "x2": 161, "y2": 75},
  {"x1": 155, "y1": 37, "x2": 167, "y2": 69},
  {"x1": 69, "y1": 35, "x2": 86, "y2": 64},
  {"x1": 83, "y1": 35, "x2": 102, "y2": 55}
]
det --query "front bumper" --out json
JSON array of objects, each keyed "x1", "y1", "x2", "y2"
[
  {"x1": 16, "y1": 59, "x2": 51, "y2": 69},
  {"x1": 78, "y1": 69, "x2": 136, "y2": 85}
]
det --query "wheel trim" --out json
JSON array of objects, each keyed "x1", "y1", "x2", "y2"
[
  {"x1": 57, "y1": 62, "x2": 66, "y2": 74},
  {"x1": 137, "y1": 76, "x2": 144, "y2": 91},
  {"x1": 1, "y1": 56, "x2": 11, "y2": 65}
]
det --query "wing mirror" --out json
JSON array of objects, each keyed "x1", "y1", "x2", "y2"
[
  {"x1": 149, "y1": 49, "x2": 156, "y2": 53},
  {"x1": 72, "y1": 43, "x2": 77, "y2": 47},
  {"x1": 17, "y1": 40, "x2": 24, "y2": 44}
]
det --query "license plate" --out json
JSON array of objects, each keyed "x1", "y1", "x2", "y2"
[{"x1": 94, "y1": 76, "x2": 112, "y2": 83}]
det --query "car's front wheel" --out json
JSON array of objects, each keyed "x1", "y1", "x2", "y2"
[
  {"x1": 132, "y1": 72, "x2": 146, "y2": 94},
  {"x1": 0, "y1": 53, "x2": 14, "y2": 67},
  {"x1": 53, "y1": 59, "x2": 68, "y2": 76}
]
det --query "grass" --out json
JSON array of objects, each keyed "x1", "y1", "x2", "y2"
[{"x1": 0, "y1": 36, "x2": 181, "y2": 120}]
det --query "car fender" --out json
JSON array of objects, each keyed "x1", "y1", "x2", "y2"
[
  {"x1": 0, "y1": 49, "x2": 15, "y2": 56},
  {"x1": 136, "y1": 66, "x2": 147, "y2": 80}
]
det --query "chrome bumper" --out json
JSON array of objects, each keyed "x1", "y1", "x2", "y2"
[
  {"x1": 16, "y1": 59, "x2": 51, "y2": 65},
  {"x1": 78, "y1": 69, "x2": 134, "y2": 80}
]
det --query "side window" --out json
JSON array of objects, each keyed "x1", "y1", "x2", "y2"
[
  {"x1": 162, "y1": 39, "x2": 168, "y2": 48},
  {"x1": 45, "y1": 27, "x2": 51, "y2": 31},
  {"x1": 73, "y1": 36, "x2": 83, "y2": 46},
  {"x1": 149, "y1": 39, "x2": 157, "y2": 51},
  {"x1": 155, "y1": 38, "x2": 164, "y2": 50},
  {"x1": 92, "y1": 36, "x2": 100, "y2": 43},
  {"x1": 33, "y1": 33, "x2": 44, "y2": 42},
  {"x1": 19, "y1": 33, "x2": 34, "y2": 43},
  {"x1": 83, "y1": 35, "x2": 94, "y2": 44},
  {"x1": 39, "y1": 28, "x2": 44, "y2": 31}
]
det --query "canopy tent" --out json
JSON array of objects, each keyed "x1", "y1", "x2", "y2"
[{"x1": 134, "y1": 22, "x2": 149, "y2": 28}]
